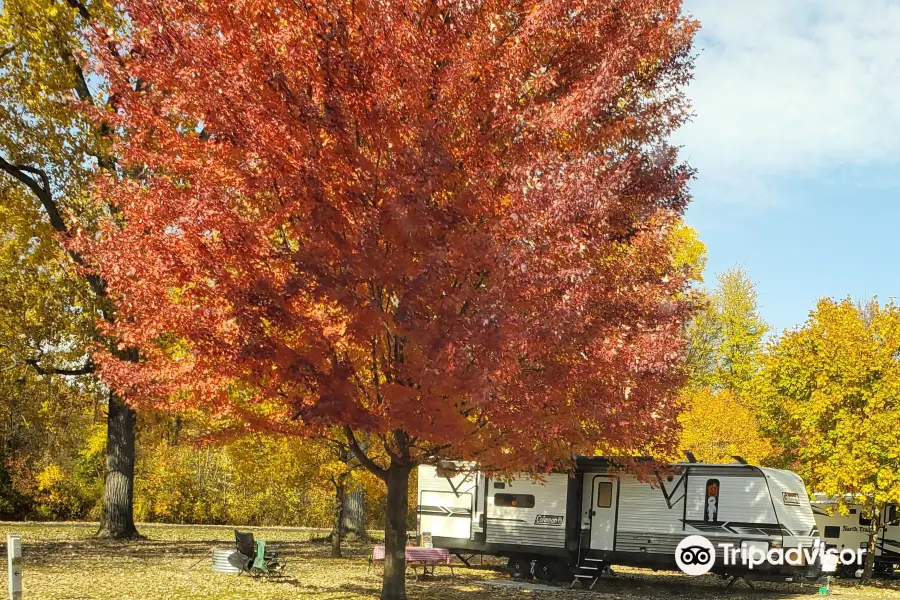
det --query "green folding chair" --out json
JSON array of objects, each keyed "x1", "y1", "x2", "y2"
[{"x1": 234, "y1": 529, "x2": 286, "y2": 576}]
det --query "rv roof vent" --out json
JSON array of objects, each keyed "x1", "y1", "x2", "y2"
[
  {"x1": 732, "y1": 456, "x2": 748, "y2": 465},
  {"x1": 684, "y1": 450, "x2": 698, "y2": 463}
]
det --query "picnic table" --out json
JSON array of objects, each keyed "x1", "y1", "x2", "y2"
[{"x1": 367, "y1": 545, "x2": 455, "y2": 580}]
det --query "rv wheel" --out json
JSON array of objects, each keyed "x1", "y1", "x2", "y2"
[
  {"x1": 533, "y1": 558, "x2": 551, "y2": 581},
  {"x1": 551, "y1": 561, "x2": 574, "y2": 582},
  {"x1": 507, "y1": 556, "x2": 533, "y2": 579},
  {"x1": 839, "y1": 563, "x2": 859, "y2": 579},
  {"x1": 533, "y1": 558, "x2": 573, "y2": 582}
]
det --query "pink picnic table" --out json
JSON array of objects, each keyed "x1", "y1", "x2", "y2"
[{"x1": 367, "y1": 544, "x2": 455, "y2": 580}]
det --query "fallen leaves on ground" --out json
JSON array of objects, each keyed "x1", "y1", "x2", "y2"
[{"x1": 1, "y1": 523, "x2": 899, "y2": 599}]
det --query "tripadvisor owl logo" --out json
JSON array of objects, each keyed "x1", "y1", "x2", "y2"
[
  {"x1": 675, "y1": 535, "x2": 716, "y2": 575},
  {"x1": 675, "y1": 533, "x2": 865, "y2": 575}
]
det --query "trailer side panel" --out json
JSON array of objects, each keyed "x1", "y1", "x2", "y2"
[{"x1": 486, "y1": 474, "x2": 569, "y2": 548}]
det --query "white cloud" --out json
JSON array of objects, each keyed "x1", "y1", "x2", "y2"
[{"x1": 675, "y1": 0, "x2": 900, "y2": 200}]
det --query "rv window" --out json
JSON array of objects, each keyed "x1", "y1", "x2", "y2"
[
  {"x1": 859, "y1": 512, "x2": 873, "y2": 526},
  {"x1": 823, "y1": 526, "x2": 841, "y2": 539},
  {"x1": 596, "y1": 482, "x2": 613, "y2": 508},
  {"x1": 494, "y1": 493, "x2": 535, "y2": 508},
  {"x1": 887, "y1": 505, "x2": 899, "y2": 526},
  {"x1": 493, "y1": 482, "x2": 506, "y2": 490}
]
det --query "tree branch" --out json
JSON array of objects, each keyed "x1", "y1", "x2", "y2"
[
  {"x1": 0, "y1": 155, "x2": 67, "y2": 233},
  {"x1": 65, "y1": 0, "x2": 92, "y2": 21},
  {"x1": 344, "y1": 426, "x2": 387, "y2": 481},
  {"x1": 24, "y1": 357, "x2": 95, "y2": 376},
  {"x1": 0, "y1": 153, "x2": 110, "y2": 302},
  {"x1": 70, "y1": 58, "x2": 95, "y2": 105},
  {"x1": 418, "y1": 443, "x2": 452, "y2": 460},
  {"x1": 65, "y1": 53, "x2": 117, "y2": 171}
]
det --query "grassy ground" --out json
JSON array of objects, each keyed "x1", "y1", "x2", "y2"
[{"x1": 1, "y1": 523, "x2": 900, "y2": 599}]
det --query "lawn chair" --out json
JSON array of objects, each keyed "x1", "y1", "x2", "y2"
[{"x1": 234, "y1": 529, "x2": 286, "y2": 576}]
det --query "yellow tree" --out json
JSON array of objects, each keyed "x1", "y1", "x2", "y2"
[
  {"x1": 0, "y1": 178, "x2": 102, "y2": 517},
  {"x1": 679, "y1": 267, "x2": 773, "y2": 464},
  {"x1": 754, "y1": 298, "x2": 900, "y2": 581},
  {"x1": 685, "y1": 267, "x2": 769, "y2": 394},
  {"x1": 0, "y1": 0, "x2": 141, "y2": 537},
  {"x1": 668, "y1": 222, "x2": 707, "y2": 287},
  {"x1": 678, "y1": 387, "x2": 773, "y2": 464}
]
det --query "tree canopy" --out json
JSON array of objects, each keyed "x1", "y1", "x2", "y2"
[
  {"x1": 85, "y1": 0, "x2": 698, "y2": 469},
  {"x1": 754, "y1": 298, "x2": 900, "y2": 498},
  {"x1": 684, "y1": 267, "x2": 769, "y2": 394},
  {"x1": 0, "y1": 0, "x2": 145, "y2": 538},
  {"x1": 679, "y1": 267, "x2": 773, "y2": 464},
  {"x1": 80, "y1": 1, "x2": 699, "y2": 596},
  {"x1": 753, "y1": 298, "x2": 900, "y2": 580}
]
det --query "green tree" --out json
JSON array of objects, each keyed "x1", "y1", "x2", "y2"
[
  {"x1": 685, "y1": 267, "x2": 769, "y2": 393},
  {"x1": 680, "y1": 267, "x2": 772, "y2": 464},
  {"x1": 754, "y1": 298, "x2": 900, "y2": 582}
]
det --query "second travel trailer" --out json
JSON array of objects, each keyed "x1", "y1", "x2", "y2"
[
  {"x1": 811, "y1": 494, "x2": 900, "y2": 576},
  {"x1": 417, "y1": 457, "x2": 826, "y2": 584}
]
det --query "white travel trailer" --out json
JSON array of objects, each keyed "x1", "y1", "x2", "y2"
[
  {"x1": 811, "y1": 495, "x2": 900, "y2": 576},
  {"x1": 417, "y1": 457, "x2": 824, "y2": 584}
]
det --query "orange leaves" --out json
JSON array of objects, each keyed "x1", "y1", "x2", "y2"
[{"x1": 84, "y1": 0, "x2": 698, "y2": 471}]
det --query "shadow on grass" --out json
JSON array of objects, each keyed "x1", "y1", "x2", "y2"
[
  {"x1": 244, "y1": 575, "x2": 304, "y2": 588},
  {"x1": 15, "y1": 537, "x2": 374, "y2": 566},
  {"x1": 420, "y1": 571, "x2": 825, "y2": 599},
  {"x1": 583, "y1": 574, "x2": 819, "y2": 598}
]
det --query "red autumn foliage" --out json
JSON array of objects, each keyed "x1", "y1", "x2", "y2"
[{"x1": 81, "y1": 1, "x2": 697, "y2": 596}]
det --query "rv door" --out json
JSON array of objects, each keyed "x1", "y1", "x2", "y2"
[{"x1": 590, "y1": 476, "x2": 618, "y2": 551}]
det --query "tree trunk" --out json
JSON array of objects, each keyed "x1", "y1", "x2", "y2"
[
  {"x1": 331, "y1": 476, "x2": 346, "y2": 558},
  {"x1": 381, "y1": 462, "x2": 411, "y2": 600},
  {"x1": 96, "y1": 393, "x2": 139, "y2": 539},
  {"x1": 329, "y1": 476, "x2": 368, "y2": 556},
  {"x1": 861, "y1": 503, "x2": 883, "y2": 583},
  {"x1": 342, "y1": 486, "x2": 369, "y2": 541},
  {"x1": 169, "y1": 413, "x2": 182, "y2": 446}
]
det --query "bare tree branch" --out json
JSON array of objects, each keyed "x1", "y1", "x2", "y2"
[
  {"x1": 0, "y1": 153, "x2": 111, "y2": 302},
  {"x1": 24, "y1": 357, "x2": 95, "y2": 376},
  {"x1": 0, "y1": 155, "x2": 67, "y2": 232},
  {"x1": 344, "y1": 426, "x2": 387, "y2": 481}
]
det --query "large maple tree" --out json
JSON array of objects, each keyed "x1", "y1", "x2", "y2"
[{"x1": 83, "y1": 1, "x2": 698, "y2": 596}]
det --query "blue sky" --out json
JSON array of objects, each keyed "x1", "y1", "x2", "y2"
[{"x1": 677, "y1": 1, "x2": 900, "y2": 335}]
